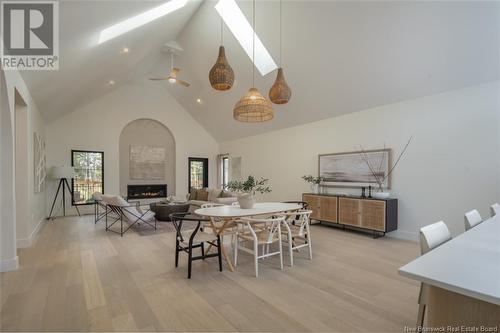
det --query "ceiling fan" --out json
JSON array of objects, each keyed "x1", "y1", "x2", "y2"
[{"x1": 150, "y1": 48, "x2": 190, "y2": 87}]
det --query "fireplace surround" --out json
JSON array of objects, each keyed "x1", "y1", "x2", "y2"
[{"x1": 127, "y1": 184, "x2": 167, "y2": 200}]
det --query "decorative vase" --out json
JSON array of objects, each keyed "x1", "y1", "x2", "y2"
[
  {"x1": 373, "y1": 191, "x2": 390, "y2": 199},
  {"x1": 237, "y1": 193, "x2": 255, "y2": 209},
  {"x1": 311, "y1": 184, "x2": 320, "y2": 194}
]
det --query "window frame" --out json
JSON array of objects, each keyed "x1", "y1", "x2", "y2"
[
  {"x1": 222, "y1": 156, "x2": 229, "y2": 188},
  {"x1": 71, "y1": 149, "x2": 105, "y2": 206},
  {"x1": 188, "y1": 157, "x2": 208, "y2": 191}
]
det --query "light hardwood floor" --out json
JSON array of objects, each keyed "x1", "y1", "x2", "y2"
[{"x1": 0, "y1": 215, "x2": 420, "y2": 332}]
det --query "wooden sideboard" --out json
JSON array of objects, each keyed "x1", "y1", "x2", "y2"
[{"x1": 302, "y1": 193, "x2": 397, "y2": 237}]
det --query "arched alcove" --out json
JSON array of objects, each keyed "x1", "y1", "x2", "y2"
[
  {"x1": 0, "y1": 71, "x2": 18, "y2": 270},
  {"x1": 119, "y1": 119, "x2": 176, "y2": 197}
]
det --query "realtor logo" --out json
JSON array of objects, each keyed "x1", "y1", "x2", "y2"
[{"x1": 1, "y1": 1, "x2": 59, "y2": 70}]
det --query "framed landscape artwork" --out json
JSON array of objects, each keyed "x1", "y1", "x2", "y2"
[
  {"x1": 129, "y1": 145, "x2": 166, "y2": 180},
  {"x1": 318, "y1": 149, "x2": 391, "y2": 188}
]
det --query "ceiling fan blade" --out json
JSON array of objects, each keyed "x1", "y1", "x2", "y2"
[
  {"x1": 176, "y1": 79, "x2": 190, "y2": 87},
  {"x1": 149, "y1": 77, "x2": 169, "y2": 81}
]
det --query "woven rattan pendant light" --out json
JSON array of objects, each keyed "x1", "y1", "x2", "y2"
[
  {"x1": 269, "y1": 0, "x2": 291, "y2": 104},
  {"x1": 209, "y1": 9, "x2": 234, "y2": 91},
  {"x1": 234, "y1": 0, "x2": 274, "y2": 122}
]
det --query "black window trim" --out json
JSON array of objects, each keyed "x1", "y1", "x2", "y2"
[
  {"x1": 188, "y1": 157, "x2": 208, "y2": 192},
  {"x1": 71, "y1": 149, "x2": 105, "y2": 206}
]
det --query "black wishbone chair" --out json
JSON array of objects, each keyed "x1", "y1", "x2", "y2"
[
  {"x1": 103, "y1": 195, "x2": 157, "y2": 236},
  {"x1": 169, "y1": 212, "x2": 222, "y2": 279}
]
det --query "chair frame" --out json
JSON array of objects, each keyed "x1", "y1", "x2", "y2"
[
  {"x1": 280, "y1": 210, "x2": 313, "y2": 266},
  {"x1": 94, "y1": 199, "x2": 110, "y2": 224},
  {"x1": 170, "y1": 212, "x2": 222, "y2": 279},
  {"x1": 105, "y1": 203, "x2": 156, "y2": 236},
  {"x1": 234, "y1": 216, "x2": 285, "y2": 277},
  {"x1": 416, "y1": 221, "x2": 451, "y2": 331}
]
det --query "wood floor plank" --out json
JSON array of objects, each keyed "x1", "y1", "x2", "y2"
[
  {"x1": 0, "y1": 214, "x2": 420, "y2": 332},
  {"x1": 81, "y1": 249, "x2": 107, "y2": 310}
]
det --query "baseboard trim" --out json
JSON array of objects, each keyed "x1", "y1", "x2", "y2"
[
  {"x1": 387, "y1": 230, "x2": 418, "y2": 242},
  {"x1": 17, "y1": 218, "x2": 45, "y2": 248},
  {"x1": 0, "y1": 256, "x2": 19, "y2": 272}
]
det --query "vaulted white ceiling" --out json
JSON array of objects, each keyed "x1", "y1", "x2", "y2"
[{"x1": 21, "y1": 0, "x2": 499, "y2": 142}]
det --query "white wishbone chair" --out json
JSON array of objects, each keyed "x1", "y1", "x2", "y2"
[
  {"x1": 280, "y1": 210, "x2": 313, "y2": 266},
  {"x1": 233, "y1": 215, "x2": 285, "y2": 277}
]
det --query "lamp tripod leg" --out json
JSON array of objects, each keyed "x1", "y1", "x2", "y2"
[{"x1": 47, "y1": 179, "x2": 64, "y2": 220}]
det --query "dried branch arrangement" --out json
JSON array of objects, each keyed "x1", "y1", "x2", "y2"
[{"x1": 359, "y1": 136, "x2": 412, "y2": 191}]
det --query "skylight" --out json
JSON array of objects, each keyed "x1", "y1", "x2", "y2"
[
  {"x1": 215, "y1": 0, "x2": 277, "y2": 76},
  {"x1": 98, "y1": 0, "x2": 188, "y2": 44}
]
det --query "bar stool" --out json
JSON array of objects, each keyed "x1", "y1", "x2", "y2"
[
  {"x1": 490, "y1": 203, "x2": 500, "y2": 217},
  {"x1": 417, "y1": 221, "x2": 452, "y2": 330},
  {"x1": 464, "y1": 209, "x2": 482, "y2": 231}
]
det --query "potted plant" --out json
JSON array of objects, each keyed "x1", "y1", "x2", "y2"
[
  {"x1": 302, "y1": 175, "x2": 324, "y2": 194},
  {"x1": 359, "y1": 136, "x2": 412, "y2": 199},
  {"x1": 225, "y1": 176, "x2": 271, "y2": 209}
]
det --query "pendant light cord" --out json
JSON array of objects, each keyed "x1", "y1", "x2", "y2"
[
  {"x1": 220, "y1": 7, "x2": 224, "y2": 46},
  {"x1": 279, "y1": 0, "x2": 282, "y2": 68},
  {"x1": 252, "y1": 0, "x2": 255, "y2": 88}
]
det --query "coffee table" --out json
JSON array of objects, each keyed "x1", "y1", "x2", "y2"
[{"x1": 150, "y1": 202, "x2": 190, "y2": 221}]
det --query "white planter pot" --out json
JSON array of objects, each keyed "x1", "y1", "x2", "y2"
[
  {"x1": 373, "y1": 191, "x2": 390, "y2": 199},
  {"x1": 311, "y1": 184, "x2": 320, "y2": 194},
  {"x1": 237, "y1": 193, "x2": 255, "y2": 209}
]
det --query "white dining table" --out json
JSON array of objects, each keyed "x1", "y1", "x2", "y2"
[
  {"x1": 194, "y1": 202, "x2": 301, "y2": 272},
  {"x1": 399, "y1": 215, "x2": 500, "y2": 326}
]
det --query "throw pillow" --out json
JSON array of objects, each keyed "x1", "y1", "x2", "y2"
[
  {"x1": 188, "y1": 188, "x2": 198, "y2": 200},
  {"x1": 207, "y1": 189, "x2": 223, "y2": 202},
  {"x1": 197, "y1": 188, "x2": 209, "y2": 201},
  {"x1": 221, "y1": 190, "x2": 236, "y2": 198}
]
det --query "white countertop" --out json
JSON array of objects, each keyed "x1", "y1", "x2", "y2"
[
  {"x1": 194, "y1": 202, "x2": 301, "y2": 218},
  {"x1": 399, "y1": 216, "x2": 500, "y2": 305}
]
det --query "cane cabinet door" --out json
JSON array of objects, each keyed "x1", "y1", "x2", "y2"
[
  {"x1": 320, "y1": 196, "x2": 337, "y2": 222},
  {"x1": 338, "y1": 197, "x2": 361, "y2": 226},
  {"x1": 360, "y1": 200, "x2": 386, "y2": 231},
  {"x1": 303, "y1": 194, "x2": 321, "y2": 220}
]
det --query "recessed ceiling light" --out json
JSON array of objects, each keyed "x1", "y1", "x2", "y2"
[
  {"x1": 108, "y1": 80, "x2": 115, "y2": 85},
  {"x1": 215, "y1": 0, "x2": 277, "y2": 76},
  {"x1": 196, "y1": 98, "x2": 202, "y2": 103},
  {"x1": 122, "y1": 47, "x2": 130, "y2": 53},
  {"x1": 98, "y1": 0, "x2": 188, "y2": 44}
]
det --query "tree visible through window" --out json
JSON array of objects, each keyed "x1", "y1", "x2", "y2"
[
  {"x1": 189, "y1": 157, "x2": 208, "y2": 190},
  {"x1": 71, "y1": 150, "x2": 104, "y2": 205}
]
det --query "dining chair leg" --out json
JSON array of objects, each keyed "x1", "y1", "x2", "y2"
[
  {"x1": 201, "y1": 242, "x2": 205, "y2": 260},
  {"x1": 417, "y1": 304, "x2": 425, "y2": 331},
  {"x1": 233, "y1": 236, "x2": 238, "y2": 267},
  {"x1": 188, "y1": 246, "x2": 193, "y2": 279},
  {"x1": 288, "y1": 233, "x2": 294, "y2": 266},
  {"x1": 306, "y1": 224, "x2": 313, "y2": 260},
  {"x1": 278, "y1": 224, "x2": 284, "y2": 271},
  {"x1": 175, "y1": 240, "x2": 179, "y2": 268},
  {"x1": 217, "y1": 236, "x2": 223, "y2": 272},
  {"x1": 254, "y1": 240, "x2": 259, "y2": 278}
]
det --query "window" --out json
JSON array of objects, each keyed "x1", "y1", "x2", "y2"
[
  {"x1": 71, "y1": 150, "x2": 104, "y2": 205},
  {"x1": 222, "y1": 156, "x2": 229, "y2": 188},
  {"x1": 188, "y1": 157, "x2": 208, "y2": 190}
]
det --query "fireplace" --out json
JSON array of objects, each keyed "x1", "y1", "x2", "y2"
[{"x1": 127, "y1": 184, "x2": 167, "y2": 200}]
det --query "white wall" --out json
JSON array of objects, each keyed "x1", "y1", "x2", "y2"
[
  {"x1": 45, "y1": 78, "x2": 219, "y2": 215},
  {"x1": 220, "y1": 82, "x2": 500, "y2": 240},
  {"x1": 0, "y1": 67, "x2": 47, "y2": 271}
]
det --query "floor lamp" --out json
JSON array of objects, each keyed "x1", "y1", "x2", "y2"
[{"x1": 47, "y1": 166, "x2": 81, "y2": 220}]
